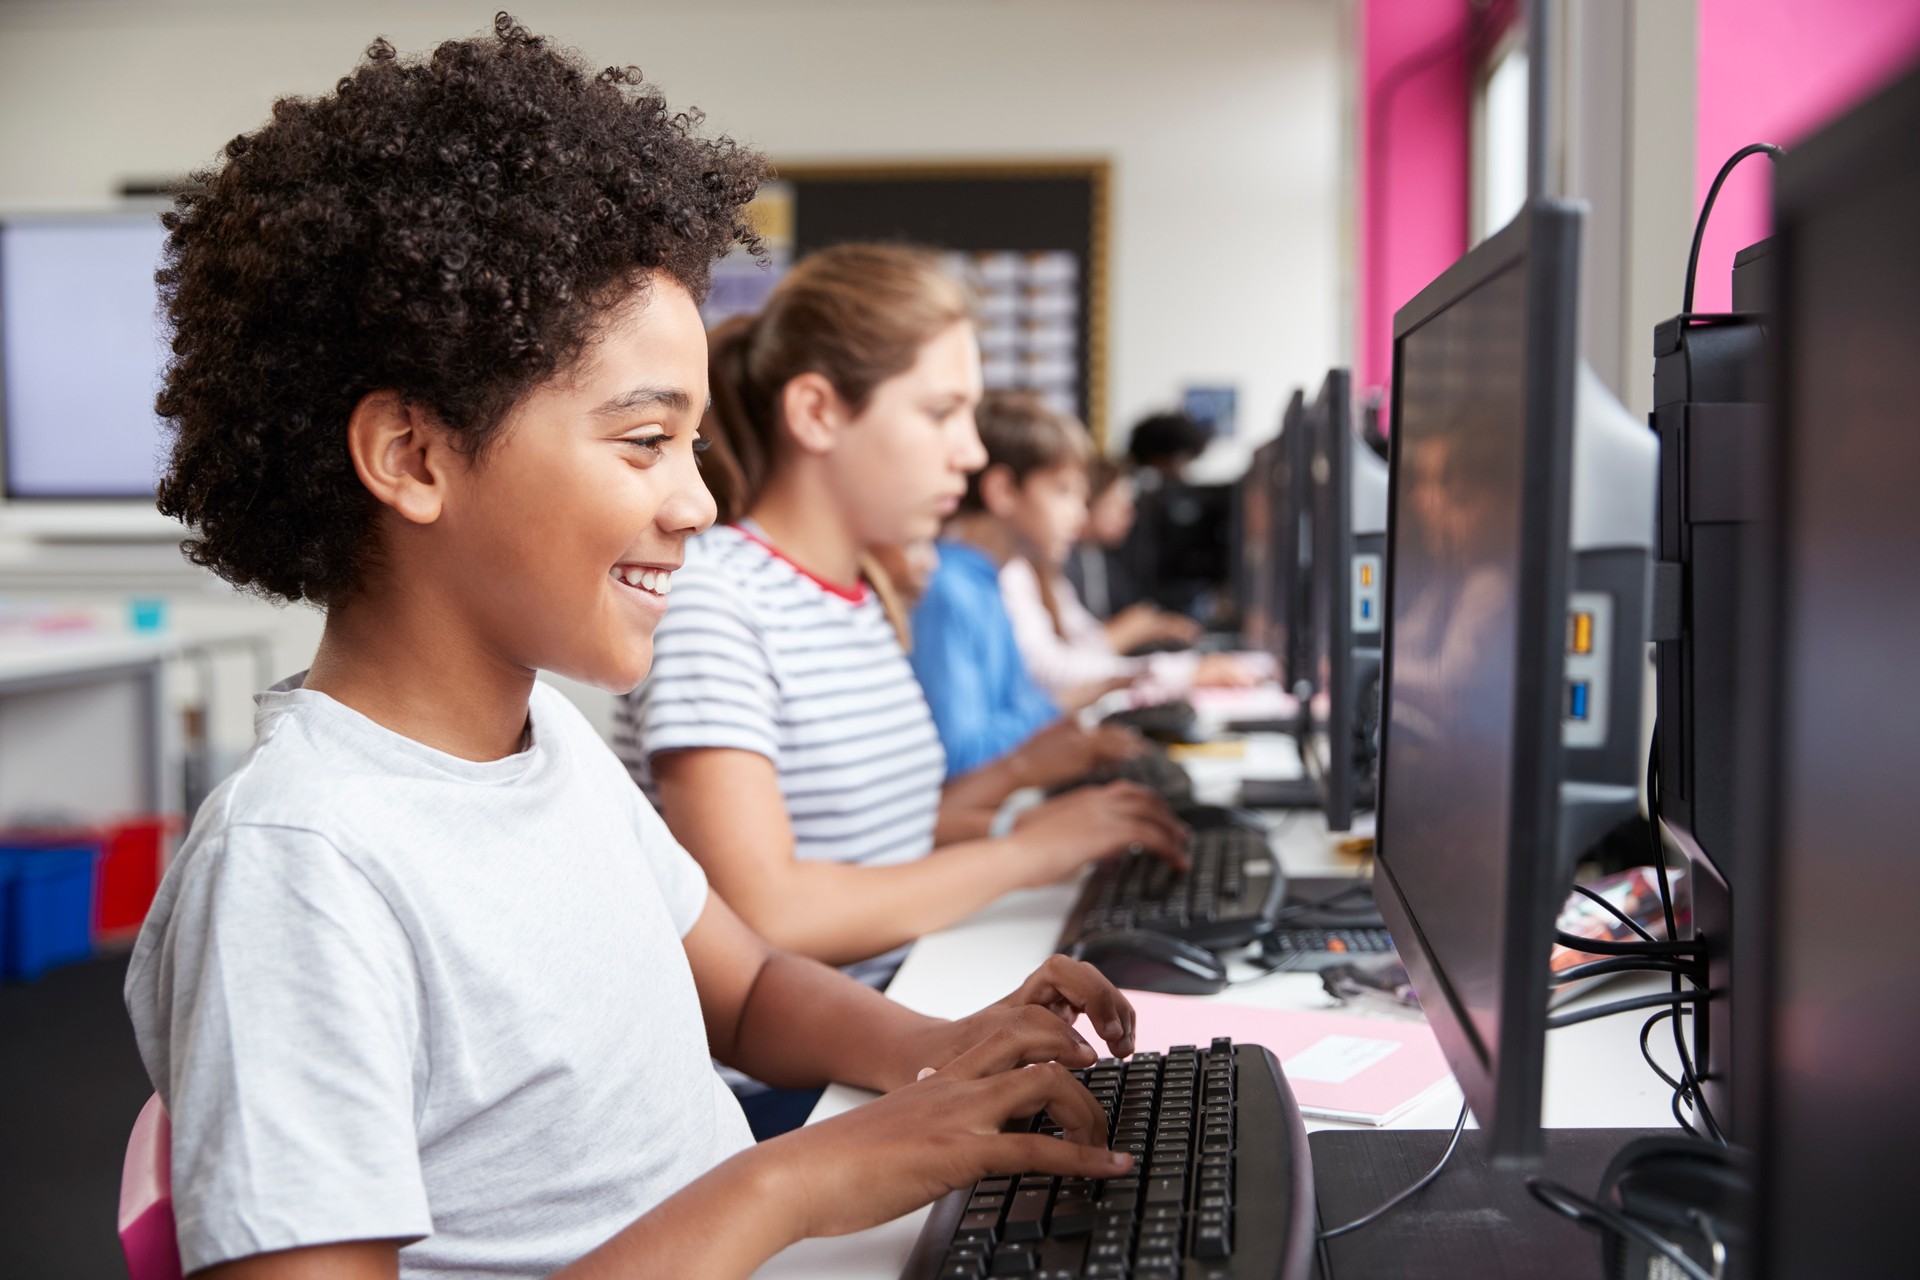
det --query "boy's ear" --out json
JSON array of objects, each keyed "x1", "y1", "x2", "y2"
[
  {"x1": 778, "y1": 372, "x2": 850, "y2": 456},
  {"x1": 978, "y1": 463, "x2": 1021, "y2": 517},
  {"x1": 344, "y1": 390, "x2": 454, "y2": 526}
]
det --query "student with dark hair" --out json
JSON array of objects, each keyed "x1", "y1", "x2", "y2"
[
  {"x1": 125, "y1": 20, "x2": 1144, "y2": 1278},
  {"x1": 1125, "y1": 409, "x2": 1212, "y2": 475}
]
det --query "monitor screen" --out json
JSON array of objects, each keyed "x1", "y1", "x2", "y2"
[
  {"x1": 1, "y1": 215, "x2": 171, "y2": 499},
  {"x1": 1384, "y1": 262, "x2": 1528, "y2": 1064},
  {"x1": 1304, "y1": 368, "x2": 1358, "y2": 826},
  {"x1": 1236, "y1": 435, "x2": 1280, "y2": 653},
  {"x1": 1376, "y1": 199, "x2": 1581, "y2": 1160}
]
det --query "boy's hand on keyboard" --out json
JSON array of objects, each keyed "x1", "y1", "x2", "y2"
[
  {"x1": 895, "y1": 954, "x2": 1136, "y2": 1086},
  {"x1": 1008, "y1": 782, "x2": 1191, "y2": 885},
  {"x1": 763, "y1": 1031, "x2": 1131, "y2": 1239},
  {"x1": 990, "y1": 953, "x2": 1137, "y2": 1058}
]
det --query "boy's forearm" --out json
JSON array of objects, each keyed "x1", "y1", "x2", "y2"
[
  {"x1": 553, "y1": 1143, "x2": 801, "y2": 1280},
  {"x1": 723, "y1": 950, "x2": 946, "y2": 1094}
]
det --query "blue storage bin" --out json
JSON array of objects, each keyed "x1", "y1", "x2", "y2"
[{"x1": 0, "y1": 842, "x2": 100, "y2": 982}]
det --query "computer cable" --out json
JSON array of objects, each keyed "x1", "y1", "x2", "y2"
[
  {"x1": 1316, "y1": 1099, "x2": 1470, "y2": 1243},
  {"x1": 1682, "y1": 142, "x2": 1786, "y2": 314},
  {"x1": 1558, "y1": 883, "x2": 1702, "y2": 957},
  {"x1": 1645, "y1": 732, "x2": 1726, "y2": 1144},
  {"x1": 1552, "y1": 956, "x2": 1695, "y2": 985},
  {"x1": 1525, "y1": 1178, "x2": 1719, "y2": 1280},
  {"x1": 1556, "y1": 929, "x2": 1698, "y2": 959},
  {"x1": 1544, "y1": 988, "x2": 1716, "y2": 1031}
]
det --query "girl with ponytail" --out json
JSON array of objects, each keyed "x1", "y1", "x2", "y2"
[{"x1": 614, "y1": 245, "x2": 1185, "y2": 1135}]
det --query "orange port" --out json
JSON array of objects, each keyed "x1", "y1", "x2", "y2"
[{"x1": 1571, "y1": 611, "x2": 1594, "y2": 655}]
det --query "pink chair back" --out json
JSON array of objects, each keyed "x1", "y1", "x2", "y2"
[{"x1": 119, "y1": 1094, "x2": 182, "y2": 1280}]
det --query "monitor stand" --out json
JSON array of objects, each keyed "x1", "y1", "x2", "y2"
[{"x1": 1310, "y1": 1126, "x2": 1670, "y2": 1280}]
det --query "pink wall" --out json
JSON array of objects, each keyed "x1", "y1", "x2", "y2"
[
  {"x1": 1694, "y1": 0, "x2": 1920, "y2": 314},
  {"x1": 1358, "y1": 0, "x2": 1475, "y2": 399}
]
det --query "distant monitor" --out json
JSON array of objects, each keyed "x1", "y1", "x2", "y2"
[
  {"x1": 0, "y1": 213, "x2": 178, "y2": 537},
  {"x1": 1374, "y1": 200, "x2": 1584, "y2": 1161},
  {"x1": 1234, "y1": 433, "x2": 1281, "y2": 655},
  {"x1": 1272, "y1": 390, "x2": 1312, "y2": 690},
  {"x1": 1740, "y1": 62, "x2": 1920, "y2": 1280},
  {"x1": 1301, "y1": 369, "x2": 1387, "y2": 831}
]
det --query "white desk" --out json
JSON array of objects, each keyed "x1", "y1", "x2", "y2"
[
  {"x1": 0, "y1": 614, "x2": 280, "y2": 823},
  {"x1": 754, "y1": 805, "x2": 1682, "y2": 1280}
]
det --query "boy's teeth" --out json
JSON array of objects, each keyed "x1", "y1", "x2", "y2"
[{"x1": 614, "y1": 565, "x2": 670, "y2": 595}]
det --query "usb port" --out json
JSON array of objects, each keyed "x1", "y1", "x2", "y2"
[
  {"x1": 1360, "y1": 563, "x2": 1375, "y2": 588},
  {"x1": 1567, "y1": 680, "x2": 1591, "y2": 721},
  {"x1": 1570, "y1": 611, "x2": 1594, "y2": 655},
  {"x1": 1360, "y1": 599, "x2": 1373, "y2": 621}
]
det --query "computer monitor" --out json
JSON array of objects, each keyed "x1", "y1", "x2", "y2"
[
  {"x1": 1268, "y1": 390, "x2": 1312, "y2": 691},
  {"x1": 1300, "y1": 369, "x2": 1387, "y2": 831},
  {"x1": 1373, "y1": 199, "x2": 1584, "y2": 1161},
  {"x1": 1234, "y1": 433, "x2": 1281, "y2": 655},
  {"x1": 1737, "y1": 62, "x2": 1920, "y2": 1279},
  {"x1": 0, "y1": 213, "x2": 181, "y2": 537}
]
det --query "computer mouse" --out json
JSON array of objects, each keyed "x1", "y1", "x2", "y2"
[
  {"x1": 1175, "y1": 803, "x2": 1267, "y2": 832},
  {"x1": 1068, "y1": 931, "x2": 1231, "y2": 996}
]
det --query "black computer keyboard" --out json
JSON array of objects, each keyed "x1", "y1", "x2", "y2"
[
  {"x1": 1261, "y1": 925, "x2": 1396, "y2": 970},
  {"x1": 1057, "y1": 826, "x2": 1284, "y2": 953},
  {"x1": 901, "y1": 1040, "x2": 1314, "y2": 1280},
  {"x1": 1073, "y1": 749, "x2": 1195, "y2": 807},
  {"x1": 1101, "y1": 700, "x2": 1201, "y2": 745}
]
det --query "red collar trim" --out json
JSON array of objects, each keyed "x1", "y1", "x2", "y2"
[{"x1": 732, "y1": 524, "x2": 870, "y2": 604}]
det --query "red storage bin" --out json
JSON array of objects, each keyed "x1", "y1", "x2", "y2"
[{"x1": 95, "y1": 817, "x2": 178, "y2": 936}]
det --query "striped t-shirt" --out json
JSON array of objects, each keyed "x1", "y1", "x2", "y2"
[{"x1": 615, "y1": 522, "x2": 947, "y2": 989}]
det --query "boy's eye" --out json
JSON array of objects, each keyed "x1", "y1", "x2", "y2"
[{"x1": 622, "y1": 433, "x2": 668, "y2": 457}]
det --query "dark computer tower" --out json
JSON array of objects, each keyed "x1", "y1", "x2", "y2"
[{"x1": 1650, "y1": 245, "x2": 1774, "y2": 1139}]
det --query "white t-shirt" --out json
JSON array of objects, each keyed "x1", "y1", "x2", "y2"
[
  {"x1": 124, "y1": 677, "x2": 752, "y2": 1280},
  {"x1": 615, "y1": 522, "x2": 946, "y2": 989}
]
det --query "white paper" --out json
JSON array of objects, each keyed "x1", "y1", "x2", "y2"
[{"x1": 1282, "y1": 1034, "x2": 1402, "y2": 1085}]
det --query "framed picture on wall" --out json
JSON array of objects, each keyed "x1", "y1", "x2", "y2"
[{"x1": 704, "y1": 160, "x2": 1111, "y2": 442}]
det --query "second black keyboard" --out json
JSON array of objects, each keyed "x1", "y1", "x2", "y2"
[
  {"x1": 1057, "y1": 825, "x2": 1285, "y2": 953},
  {"x1": 900, "y1": 1040, "x2": 1314, "y2": 1280},
  {"x1": 1073, "y1": 749, "x2": 1196, "y2": 808}
]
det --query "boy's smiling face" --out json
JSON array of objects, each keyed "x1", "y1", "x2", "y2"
[{"x1": 432, "y1": 274, "x2": 717, "y2": 694}]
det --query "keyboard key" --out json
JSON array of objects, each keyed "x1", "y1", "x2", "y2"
[
  {"x1": 1003, "y1": 1187, "x2": 1051, "y2": 1242},
  {"x1": 958, "y1": 1211, "x2": 1000, "y2": 1239},
  {"x1": 1145, "y1": 1177, "x2": 1186, "y2": 1205},
  {"x1": 989, "y1": 1245, "x2": 1038, "y2": 1276}
]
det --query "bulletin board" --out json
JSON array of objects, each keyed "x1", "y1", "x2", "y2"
[{"x1": 712, "y1": 161, "x2": 1111, "y2": 443}]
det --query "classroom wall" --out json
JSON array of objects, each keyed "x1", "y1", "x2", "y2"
[
  {"x1": 0, "y1": 0, "x2": 1346, "y2": 454},
  {"x1": 1692, "y1": 0, "x2": 1920, "y2": 314},
  {"x1": 1356, "y1": 0, "x2": 1474, "y2": 402}
]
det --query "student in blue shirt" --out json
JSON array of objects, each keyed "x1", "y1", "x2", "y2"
[{"x1": 911, "y1": 392, "x2": 1123, "y2": 776}]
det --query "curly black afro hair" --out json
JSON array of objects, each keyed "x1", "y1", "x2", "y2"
[{"x1": 155, "y1": 12, "x2": 769, "y2": 605}]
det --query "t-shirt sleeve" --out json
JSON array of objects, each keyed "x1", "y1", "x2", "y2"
[
  {"x1": 628, "y1": 791, "x2": 713, "y2": 937},
  {"x1": 623, "y1": 570, "x2": 781, "y2": 766},
  {"x1": 911, "y1": 571, "x2": 1026, "y2": 777},
  {"x1": 130, "y1": 824, "x2": 430, "y2": 1273}
]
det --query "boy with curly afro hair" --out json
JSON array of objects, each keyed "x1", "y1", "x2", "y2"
[{"x1": 125, "y1": 16, "x2": 1137, "y2": 1279}]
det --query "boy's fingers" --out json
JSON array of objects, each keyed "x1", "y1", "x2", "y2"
[
  {"x1": 980, "y1": 1133, "x2": 1133, "y2": 1181},
  {"x1": 939, "y1": 1015, "x2": 1097, "y2": 1082},
  {"x1": 985, "y1": 1061, "x2": 1108, "y2": 1147},
  {"x1": 1012, "y1": 956, "x2": 1136, "y2": 1057}
]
